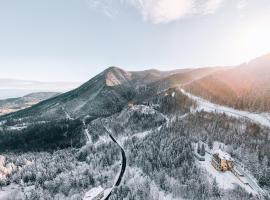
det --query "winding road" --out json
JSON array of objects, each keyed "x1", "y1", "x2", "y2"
[
  {"x1": 103, "y1": 130, "x2": 127, "y2": 200},
  {"x1": 82, "y1": 120, "x2": 127, "y2": 200}
]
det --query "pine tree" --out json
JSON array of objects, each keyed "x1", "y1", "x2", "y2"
[
  {"x1": 208, "y1": 138, "x2": 213, "y2": 150},
  {"x1": 212, "y1": 178, "x2": 220, "y2": 198},
  {"x1": 197, "y1": 143, "x2": 201, "y2": 155},
  {"x1": 0, "y1": 179, "x2": 6, "y2": 190},
  {"x1": 201, "y1": 144, "x2": 206, "y2": 156}
]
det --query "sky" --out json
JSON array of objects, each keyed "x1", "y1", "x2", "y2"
[{"x1": 0, "y1": 0, "x2": 270, "y2": 82}]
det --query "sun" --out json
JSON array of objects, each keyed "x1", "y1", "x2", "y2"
[{"x1": 236, "y1": 15, "x2": 270, "y2": 62}]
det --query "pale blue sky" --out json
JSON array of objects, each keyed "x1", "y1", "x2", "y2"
[{"x1": 0, "y1": 0, "x2": 270, "y2": 82}]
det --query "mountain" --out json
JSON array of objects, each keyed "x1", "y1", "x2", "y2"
[
  {"x1": 0, "y1": 92, "x2": 60, "y2": 116},
  {"x1": 0, "y1": 66, "x2": 223, "y2": 122},
  {"x1": 7, "y1": 66, "x2": 221, "y2": 120},
  {"x1": 0, "y1": 67, "x2": 137, "y2": 120},
  {"x1": 0, "y1": 79, "x2": 80, "y2": 99},
  {"x1": 184, "y1": 53, "x2": 270, "y2": 112},
  {"x1": 1, "y1": 54, "x2": 269, "y2": 122},
  {"x1": 0, "y1": 57, "x2": 270, "y2": 200}
]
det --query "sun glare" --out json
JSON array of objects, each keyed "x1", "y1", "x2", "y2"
[{"x1": 236, "y1": 16, "x2": 270, "y2": 62}]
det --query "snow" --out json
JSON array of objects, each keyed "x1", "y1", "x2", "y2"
[
  {"x1": 197, "y1": 141, "x2": 266, "y2": 196},
  {"x1": 62, "y1": 107, "x2": 74, "y2": 120},
  {"x1": 82, "y1": 127, "x2": 122, "y2": 200},
  {"x1": 85, "y1": 128, "x2": 92, "y2": 143},
  {"x1": 237, "y1": 166, "x2": 267, "y2": 197},
  {"x1": 133, "y1": 130, "x2": 152, "y2": 139},
  {"x1": 149, "y1": 182, "x2": 184, "y2": 200},
  {"x1": 83, "y1": 186, "x2": 104, "y2": 200},
  {"x1": 7, "y1": 125, "x2": 27, "y2": 131},
  {"x1": 198, "y1": 153, "x2": 255, "y2": 194},
  {"x1": 117, "y1": 130, "x2": 152, "y2": 146},
  {"x1": 126, "y1": 167, "x2": 184, "y2": 200},
  {"x1": 0, "y1": 184, "x2": 23, "y2": 200},
  {"x1": 213, "y1": 149, "x2": 233, "y2": 161},
  {"x1": 95, "y1": 136, "x2": 111, "y2": 146},
  {"x1": 82, "y1": 118, "x2": 93, "y2": 144},
  {"x1": 181, "y1": 89, "x2": 270, "y2": 128},
  {"x1": 233, "y1": 167, "x2": 244, "y2": 176},
  {"x1": 130, "y1": 105, "x2": 156, "y2": 115},
  {"x1": 171, "y1": 92, "x2": 175, "y2": 97}
]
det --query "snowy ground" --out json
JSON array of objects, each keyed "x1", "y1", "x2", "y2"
[
  {"x1": 84, "y1": 128, "x2": 92, "y2": 144},
  {"x1": 82, "y1": 119, "x2": 92, "y2": 144},
  {"x1": 197, "y1": 152, "x2": 255, "y2": 194},
  {"x1": 6, "y1": 124, "x2": 27, "y2": 131},
  {"x1": 181, "y1": 89, "x2": 270, "y2": 128},
  {"x1": 195, "y1": 141, "x2": 267, "y2": 197},
  {"x1": 117, "y1": 129, "x2": 153, "y2": 147},
  {"x1": 62, "y1": 107, "x2": 74, "y2": 120},
  {"x1": 0, "y1": 184, "x2": 23, "y2": 200}
]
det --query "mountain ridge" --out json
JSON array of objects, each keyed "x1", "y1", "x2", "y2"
[{"x1": 1, "y1": 53, "x2": 269, "y2": 121}]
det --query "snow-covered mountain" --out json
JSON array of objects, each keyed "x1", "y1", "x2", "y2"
[
  {"x1": 0, "y1": 55, "x2": 270, "y2": 200},
  {"x1": 1, "y1": 53, "x2": 270, "y2": 122},
  {"x1": 0, "y1": 66, "x2": 218, "y2": 122}
]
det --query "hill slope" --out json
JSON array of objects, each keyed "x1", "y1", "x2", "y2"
[
  {"x1": 184, "y1": 54, "x2": 270, "y2": 112},
  {"x1": 0, "y1": 92, "x2": 60, "y2": 116}
]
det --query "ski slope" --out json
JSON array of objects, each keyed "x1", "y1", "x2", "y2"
[{"x1": 181, "y1": 89, "x2": 270, "y2": 128}]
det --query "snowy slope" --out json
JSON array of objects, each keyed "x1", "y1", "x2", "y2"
[{"x1": 181, "y1": 89, "x2": 270, "y2": 127}]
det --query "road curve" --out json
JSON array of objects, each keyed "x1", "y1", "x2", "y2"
[
  {"x1": 82, "y1": 121, "x2": 127, "y2": 200},
  {"x1": 103, "y1": 129, "x2": 127, "y2": 200}
]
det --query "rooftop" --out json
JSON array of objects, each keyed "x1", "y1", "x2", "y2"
[
  {"x1": 214, "y1": 149, "x2": 234, "y2": 161},
  {"x1": 84, "y1": 186, "x2": 104, "y2": 199}
]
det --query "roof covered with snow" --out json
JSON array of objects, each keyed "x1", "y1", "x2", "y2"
[
  {"x1": 84, "y1": 186, "x2": 104, "y2": 199},
  {"x1": 214, "y1": 149, "x2": 234, "y2": 161}
]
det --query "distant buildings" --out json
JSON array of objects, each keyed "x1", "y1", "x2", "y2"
[{"x1": 211, "y1": 150, "x2": 234, "y2": 171}]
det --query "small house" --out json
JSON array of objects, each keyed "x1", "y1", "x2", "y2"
[
  {"x1": 84, "y1": 186, "x2": 104, "y2": 200},
  {"x1": 211, "y1": 150, "x2": 234, "y2": 171}
]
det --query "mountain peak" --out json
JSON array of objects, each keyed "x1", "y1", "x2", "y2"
[
  {"x1": 105, "y1": 66, "x2": 123, "y2": 71},
  {"x1": 103, "y1": 66, "x2": 132, "y2": 86}
]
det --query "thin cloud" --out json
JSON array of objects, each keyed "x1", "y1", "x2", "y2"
[
  {"x1": 86, "y1": 0, "x2": 226, "y2": 23},
  {"x1": 203, "y1": 0, "x2": 225, "y2": 14},
  {"x1": 131, "y1": 0, "x2": 195, "y2": 24},
  {"x1": 86, "y1": 0, "x2": 123, "y2": 18},
  {"x1": 237, "y1": 0, "x2": 248, "y2": 9}
]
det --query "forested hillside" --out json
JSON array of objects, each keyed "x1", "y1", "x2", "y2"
[
  {"x1": 184, "y1": 54, "x2": 270, "y2": 112},
  {"x1": 0, "y1": 64, "x2": 269, "y2": 200}
]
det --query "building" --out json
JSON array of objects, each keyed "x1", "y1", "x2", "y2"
[
  {"x1": 211, "y1": 150, "x2": 234, "y2": 171},
  {"x1": 231, "y1": 166, "x2": 244, "y2": 178},
  {"x1": 84, "y1": 186, "x2": 104, "y2": 200}
]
